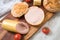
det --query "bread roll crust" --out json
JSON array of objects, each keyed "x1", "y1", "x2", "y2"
[{"x1": 43, "y1": 0, "x2": 60, "y2": 12}]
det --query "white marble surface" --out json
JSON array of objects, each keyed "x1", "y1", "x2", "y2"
[{"x1": 0, "y1": 0, "x2": 60, "y2": 40}]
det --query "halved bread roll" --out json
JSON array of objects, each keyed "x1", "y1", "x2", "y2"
[
  {"x1": 25, "y1": 6, "x2": 44, "y2": 25},
  {"x1": 43, "y1": 0, "x2": 60, "y2": 12},
  {"x1": 11, "y1": 2, "x2": 29, "y2": 17}
]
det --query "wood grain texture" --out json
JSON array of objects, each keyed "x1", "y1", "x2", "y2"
[
  {"x1": 0, "y1": 24, "x2": 7, "y2": 40},
  {"x1": 0, "y1": 30, "x2": 7, "y2": 40}
]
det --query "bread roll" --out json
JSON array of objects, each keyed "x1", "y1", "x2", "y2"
[
  {"x1": 11, "y1": 2, "x2": 29, "y2": 17},
  {"x1": 25, "y1": 6, "x2": 44, "y2": 25},
  {"x1": 43, "y1": 0, "x2": 60, "y2": 12},
  {"x1": 2, "y1": 19, "x2": 29, "y2": 34}
]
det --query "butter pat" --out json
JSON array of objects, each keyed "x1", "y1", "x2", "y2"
[{"x1": 33, "y1": 0, "x2": 41, "y2": 6}]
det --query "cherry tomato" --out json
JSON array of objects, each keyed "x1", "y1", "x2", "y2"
[
  {"x1": 14, "y1": 34, "x2": 22, "y2": 40},
  {"x1": 25, "y1": 0, "x2": 31, "y2": 2},
  {"x1": 42, "y1": 27, "x2": 50, "y2": 35}
]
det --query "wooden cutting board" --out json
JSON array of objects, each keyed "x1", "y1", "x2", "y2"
[
  {"x1": 0, "y1": 1, "x2": 54, "y2": 40},
  {"x1": 0, "y1": 10, "x2": 54, "y2": 40}
]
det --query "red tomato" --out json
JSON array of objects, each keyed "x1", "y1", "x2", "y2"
[
  {"x1": 42, "y1": 27, "x2": 50, "y2": 35},
  {"x1": 25, "y1": 0, "x2": 31, "y2": 2},
  {"x1": 14, "y1": 34, "x2": 22, "y2": 40}
]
